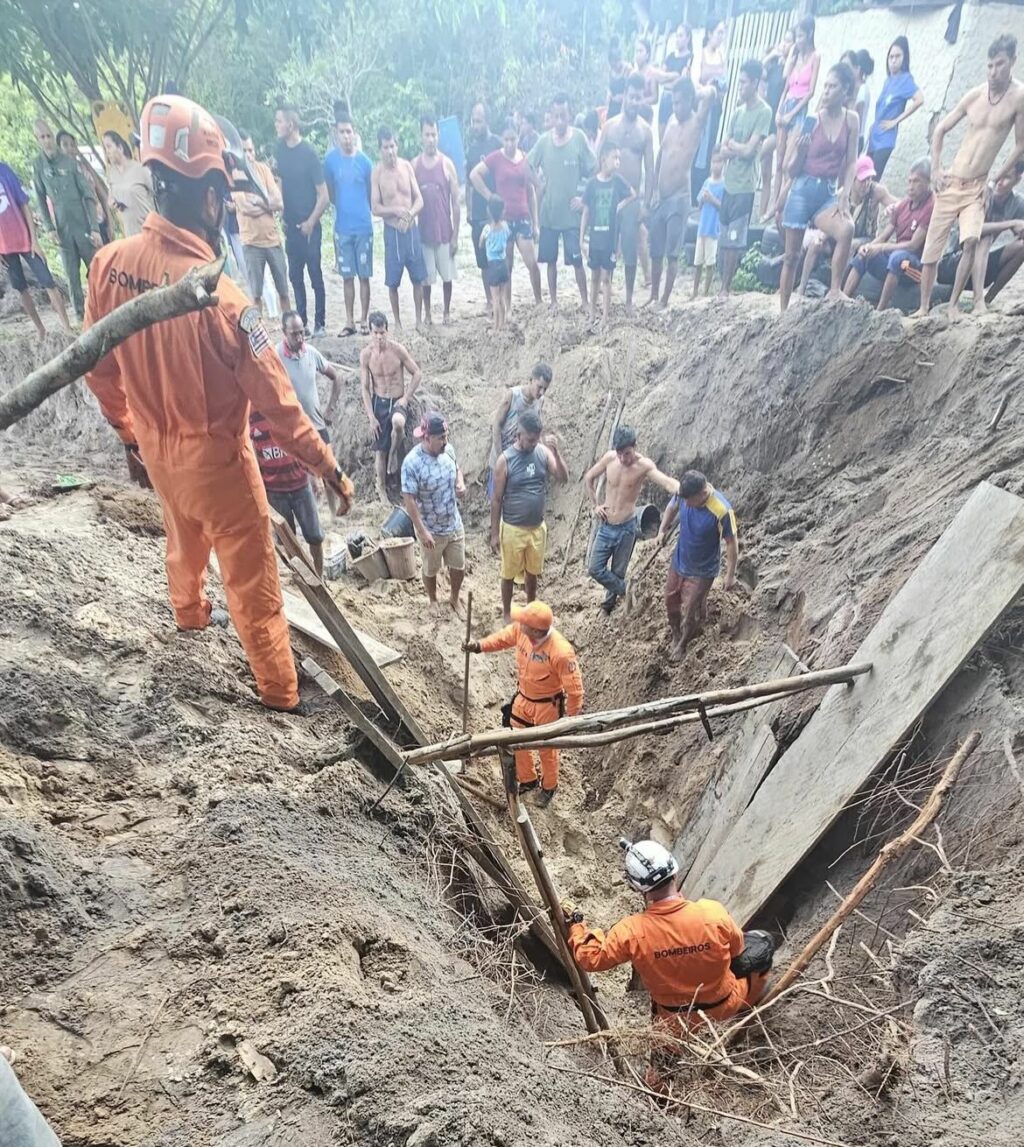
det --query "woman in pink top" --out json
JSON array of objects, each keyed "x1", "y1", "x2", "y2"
[
  {"x1": 470, "y1": 118, "x2": 542, "y2": 304},
  {"x1": 765, "y1": 16, "x2": 820, "y2": 218}
]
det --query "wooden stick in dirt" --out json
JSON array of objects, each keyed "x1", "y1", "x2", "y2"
[
  {"x1": 548, "y1": 1063, "x2": 856, "y2": 1147},
  {"x1": 498, "y1": 748, "x2": 619, "y2": 1057},
  {"x1": 988, "y1": 393, "x2": 1010, "y2": 433},
  {"x1": 462, "y1": 590, "x2": 473, "y2": 735},
  {"x1": 0, "y1": 257, "x2": 225, "y2": 431},
  {"x1": 762, "y1": 730, "x2": 981, "y2": 1006},
  {"x1": 559, "y1": 388, "x2": 614, "y2": 578},
  {"x1": 403, "y1": 662, "x2": 873, "y2": 766}
]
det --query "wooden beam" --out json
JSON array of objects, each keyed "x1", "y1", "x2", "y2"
[
  {"x1": 402, "y1": 663, "x2": 872, "y2": 766},
  {"x1": 692, "y1": 482, "x2": 1024, "y2": 924},
  {"x1": 285, "y1": 555, "x2": 427, "y2": 747},
  {"x1": 304, "y1": 657, "x2": 565, "y2": 966}
]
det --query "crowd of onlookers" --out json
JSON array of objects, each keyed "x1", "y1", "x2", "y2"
[{"x1": 1, "y1": 24, "x2": 1022, "y2": 341}]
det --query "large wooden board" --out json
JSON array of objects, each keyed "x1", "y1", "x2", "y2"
[
  {"x1": 676, "y1": 649, "x2": 793, "y2": 881},
  {"x1": 282, "y1": 590, "x2": 402, "y2": 668},
  {"x1": 690, "y1": 482, "x2": 1024, "y2": 925}
]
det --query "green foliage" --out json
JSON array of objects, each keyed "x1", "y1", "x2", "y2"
[
  {"x1": 0, "y1": 75, "x2": 40, "y2": 182},
  {"x1": 731, "y1": 242, "x2": 772, "y2": 294}
]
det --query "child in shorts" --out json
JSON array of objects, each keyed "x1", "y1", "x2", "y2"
[
  {"x1": 479, "y1": 195, "x2": 510, "y2": 332},
  {"x1": 580, "y1": 143, "x2": 635, "y2": 330},
  {"x1": 693, "y1": 148, "x2": 724, "y2": 297}
]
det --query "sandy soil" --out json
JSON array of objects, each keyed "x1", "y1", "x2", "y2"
[{"x1": 1, "y1": 253, "x2": 1023, "y2": 1146}]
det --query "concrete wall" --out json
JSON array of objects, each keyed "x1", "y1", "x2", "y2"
[{"x1": 809, "y1": 2, "x2": 1019, "y2": 192}]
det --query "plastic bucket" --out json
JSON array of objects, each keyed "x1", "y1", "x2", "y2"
[
  {"x1": 635, "y1": 503, "x2": 660, "y2": 540},
  {"x1": 380, "y1": 537, "x2": 417, "y2": 579},
  {"x1": 351, "y1": 546, "x2": 389, "y2": 583},
  {"x1": 380, "y1": 506, "x2": 415, "y2": 539}
]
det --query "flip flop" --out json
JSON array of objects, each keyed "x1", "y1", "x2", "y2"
[
  {"x1": 339, "y1": 326, "x2": 357, "y2": 337},
  {"x1": 358, "y1": 321, "x2": 369, "y2": 335}
]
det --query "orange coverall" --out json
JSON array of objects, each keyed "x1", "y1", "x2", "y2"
[
  {"x1": 84, "y1": 214, "x2": 338, "y2": 711},
  {"x1": 478, "y1": 622, "x2": 584, "y2": 790},
  {"x1": 568, "y1": 896, "x2": 767, "y2": 1031}
]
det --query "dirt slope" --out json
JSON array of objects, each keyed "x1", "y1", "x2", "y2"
[{"x1": 1, "y1": 290, "x2": 1023, "y2": 1146}]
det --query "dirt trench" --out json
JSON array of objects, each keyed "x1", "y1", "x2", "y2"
[{"x1": 1, "y1": 293, "x2": 1023, "y2": 1146}]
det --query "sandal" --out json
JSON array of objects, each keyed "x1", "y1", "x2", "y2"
[
  {"x1": 358, "y1": 321, "x2": 369, "y2": 335},
  {"x1": 339, "y1": 326, "x2": 357, "y2": 337}
]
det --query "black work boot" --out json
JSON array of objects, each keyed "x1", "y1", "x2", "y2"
[
  {"x1": 517, "y1": 779, "x2": 539, "y2": 796},
  {"x1": 535, "y1": 786, "x2": 557, "y2": 808}
]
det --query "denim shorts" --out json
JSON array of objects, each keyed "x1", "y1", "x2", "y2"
[
  {"x1": 509, "y1": 218, "x2": 534, "y2": 241},
  {"x1": 336, "y1": 232, "x2": 373, "y2": 279},
  {"x1": 782, "y1": 176, "x2": 837, "y2": 231}
]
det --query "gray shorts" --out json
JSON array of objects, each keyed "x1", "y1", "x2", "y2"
[
  {"x1": 267, "y1": 482, "x2": 324, "y2": 545},
  {"x1": 244, "y1": 243, "x2": 289, "y2": 302}
]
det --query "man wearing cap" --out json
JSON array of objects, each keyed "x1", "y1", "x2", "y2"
[
  {"x1": 464, "y1": 600, "x2": 583, "y2": 806},
  {"x1": 401, "y1": 413, "x2": 466, "y2": 612},
  {"x1": 657, "y1": 469, "x2": 737, "y2": 663},
  {"x1": 566, "y1": 838, "x2": 774, "y2": 1084},
  {"x1": 83, "y1": 94, "x2": 353, "y2": 713},
  {"x1": 489, "y1": 409, "x2": 569, "y2": 625}
]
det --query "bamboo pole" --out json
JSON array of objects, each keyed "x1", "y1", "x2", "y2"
[
  {"x1": 462, "y1": 590, "x2": 473, "y2": 735},
  {"x1": 498, "y1": 748, "x2": 619, "y2": 1060},
  {"x1": 762, "y1": 730, "x2": 981, "y2": 1006},
  {"x1": 403, "y1": 662, "x2": 873, "y2": 766}
]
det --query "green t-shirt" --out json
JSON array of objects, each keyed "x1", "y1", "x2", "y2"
[
  {"x1": 723, "y1": 99, "x2": 773, "y2": 195},
  {"x1": 528, "y1": 129, "x2": 595, "y2": 231}
]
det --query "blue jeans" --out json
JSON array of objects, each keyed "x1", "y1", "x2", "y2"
[{"x1": 588, "y1": 518, "x2": 637, "y2": 604}]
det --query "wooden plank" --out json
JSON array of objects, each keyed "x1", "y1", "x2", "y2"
[
  {"x1": 676, "y1": 649, "x2": 793, "y2": 881},
  {"x1": 302, "y1": 656, "x2": 407, "y2": 771},
  {"x1": 284, "y1": 590, "x2": 402, "y2": 669},
  {"x1": 691, "y1": 482, "x2": 1024, "y2": 925},
  {"x1": 287, "y1": 556, "x2": 428, "y2": 747}
]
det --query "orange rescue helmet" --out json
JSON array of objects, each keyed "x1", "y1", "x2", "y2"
[
  {"x1": 512, "y1": 601, "x2": 553, "y2": 631},
  {"x1": 141, "y1": 94, "x2": 266, "y2": 200}
]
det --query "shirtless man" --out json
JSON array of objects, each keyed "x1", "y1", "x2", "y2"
[
  {"x1": 371, "y1": 126, "x2": 428, "y2": 330},
  {"x1": 585, "y1": 425, "x2": 678, "y2": 614},
  {"x1": 596, "y1": 74, "x2": 654, "y2": 311},
  {"x1": 360, "y1": 310, "x2": 423, "y2": 503},
  {"x1": 647, "y1": 77, "x2": 713, "y2": 308},
  {"x1": 916, "y1": 34, "x2": 1024, "y2": 318}
]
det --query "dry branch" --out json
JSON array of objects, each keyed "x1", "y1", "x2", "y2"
[
  {"x1": 403, "y1": 662, "x2": 872, "y2": 765},
  {"x1": 763, "y1": 731, "x2": 981, "y2": 1005},
  {"x1": 0, "y1": 257, "x2": 225, "y2": 431},
  {"x1": 548, "y1": 1064, "x2": 856, "y2": 1147}
]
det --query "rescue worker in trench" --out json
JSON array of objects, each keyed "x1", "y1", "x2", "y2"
[
  {"x1": 566, "y1": 839, "x2": 776, "y2": 1086},
  {"x1": 462, "y1": 600, "x2": 583, "y2": 807},
  {"x1": 84, "y1": 94, "x2": 354, "y2": 713}
]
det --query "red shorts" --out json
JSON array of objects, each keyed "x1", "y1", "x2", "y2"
[{"x1": 665, "y1": 567, "x2": 714, "y2": 621}]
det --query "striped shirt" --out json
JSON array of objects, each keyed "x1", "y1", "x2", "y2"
[{"x1": 249, "y1": 410, "x2": 309, "y2": 493}]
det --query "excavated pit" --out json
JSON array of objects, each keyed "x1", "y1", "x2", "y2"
[{"x1": 1, "y1": 291, "x2": 1023, "y2": 1146}]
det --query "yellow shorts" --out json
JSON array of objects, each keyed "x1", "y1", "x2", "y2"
[
  {"x1": 922, "y1": 176, "x2": 986, "y2": 264},
  {"x1": 500, "y1": 521, "x2": 547, "y2": 580}
]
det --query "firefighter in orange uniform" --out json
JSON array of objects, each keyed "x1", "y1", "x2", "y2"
[
  {"x1": 566, "y1": 839, "x2": 775, "y2": 1085},
  {"x1": 84, "y1": 94, "x2": 353, "y2": 712},
  {"x1": 463, "y1": 600, "x2": 583, "y2": 807}
]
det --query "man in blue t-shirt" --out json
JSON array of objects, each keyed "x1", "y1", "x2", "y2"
[
  {"x1": 324, "y1": 106, "x2": 374, "y2": 335},
  {"x1": 656, "y1": 469, "x2": 738, "y2": 663}
]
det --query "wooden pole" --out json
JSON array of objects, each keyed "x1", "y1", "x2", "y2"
[
  {"x1": 403, "y1": 662, "x2": 873, "y2": 766},
  {"x1": 559, "y1": 388, "x2": 614, "y2": 578},
  {"x1": 498, "y1": 749, "x2": 617, "y2": 1050},
  {"x1": 0, "y1": 256, "x2": 226, "y2": 431},
  {"x1": 762, "y1": 730, "x2": 981, "y2": 1006},
  {"x1": 462, "y1": 590, "x2": 473, "y2": 735}
]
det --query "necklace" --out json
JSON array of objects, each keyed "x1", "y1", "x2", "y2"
[{"x1": 988, "y1": 84, "x2": 1008, "y2": 106}]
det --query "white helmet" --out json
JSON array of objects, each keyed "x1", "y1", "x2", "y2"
[{"x1": 619, "y1": 837, "x2": 679, "y2": 893}]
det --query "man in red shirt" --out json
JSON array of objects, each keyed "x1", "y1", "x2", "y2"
[
  {"x1": 0, "y1": 161, "x2": 72, "y2": 338},
  {"x1": 249, "y1": 410, "x2": 326, "y2": 575},
  {"x1": 842, "y1": 156, "x2": 934, "y2": 310}
]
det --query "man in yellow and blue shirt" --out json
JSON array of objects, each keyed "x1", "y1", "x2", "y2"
[{"x1": 657, "y1": 469, "x2": 737, "y2": 663}]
